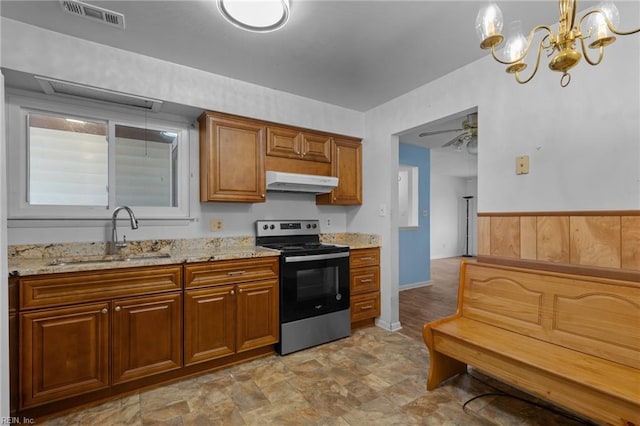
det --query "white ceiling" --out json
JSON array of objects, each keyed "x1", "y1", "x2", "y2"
[
  {"x1": 0, "y1": 1, "x2": 600, "y2": 177},
  {"x1": 0, "y1": 0, "x2": 591, "y2": 112}
]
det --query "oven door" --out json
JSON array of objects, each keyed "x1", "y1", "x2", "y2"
[{"x1": 280, "y1": 251, "x2": 350, "y2": 323}]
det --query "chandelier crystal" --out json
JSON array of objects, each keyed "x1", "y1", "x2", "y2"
[{"x1": 476, "y1": 0, "x2": 640, "y2": 86}]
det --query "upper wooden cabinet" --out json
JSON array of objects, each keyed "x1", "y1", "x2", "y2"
[
  {"x1": 198, "y1": 112, "x2": 266, "y2": 203},
  {"x1": 317, "y1": 138, "x2": 362, "y2": 205},
  {"x1": 266, "y1": 126, "x2": 331, "y2": 163},
  {"x1": 199, "y1": 110, "x2": 362, "y2": 205}
]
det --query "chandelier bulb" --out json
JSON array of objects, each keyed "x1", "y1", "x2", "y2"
[{"x1": 476, "y1": 2, "x2": 504, "y2": 49}]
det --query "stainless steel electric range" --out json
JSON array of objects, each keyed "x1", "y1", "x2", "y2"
[{"x1": 256, "y1": 220, "x2": 350, "y2": 355}]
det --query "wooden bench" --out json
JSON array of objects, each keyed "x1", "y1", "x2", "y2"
[{"x1": 422, "y1": 261, "x2": 640, "y2": 425}]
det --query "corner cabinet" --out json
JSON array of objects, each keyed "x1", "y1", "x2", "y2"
[
  {"x1": 198, "y1": 111, "x2": 266, "y2": 203},
  {"x1": 349, "y1": 248, "x2": 381, "y2": 328},
  {"x1": 316, "y1": 138, "x2": 362, "y2": 205},
  {"x1": 184, "y1": 257, "x2": 279, "y2": 366}
]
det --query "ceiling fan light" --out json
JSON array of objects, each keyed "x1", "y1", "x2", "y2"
[{"x1": 217, "y1": 0, "x2": 290, "y2": 33}]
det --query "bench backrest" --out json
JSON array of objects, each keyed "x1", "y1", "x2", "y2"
[{"x1": 460, "y1": 262, "x2": 640, "y2": 370}]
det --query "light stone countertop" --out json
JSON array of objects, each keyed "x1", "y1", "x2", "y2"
[
  {"x1": 8, "y1": 233, "x2": 381, "y2": 277},
  {"x1": 8, "y1": 237, "x2": 279, "y2": 277}
]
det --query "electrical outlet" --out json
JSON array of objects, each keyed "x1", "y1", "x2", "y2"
[
  {"x1": 378, "y1": 204, "x2": 387, "y2": 217},
  {"x1": 210, "y1": 219, "x2": 223, "y2": 232}
]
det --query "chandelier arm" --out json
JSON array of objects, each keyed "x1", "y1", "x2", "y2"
[
  {"x1": 578, "y1": 9, "x2": 640, "y2": 36},
  {"x1": 579, "y1": 37, "x2": 605, "y2": 66},
  {"x1": 513, "y1": 37, "x2": 547, "y2": 84},
  {"x1": 490, "y1": 25, "x2": 554, "y2": 65}
]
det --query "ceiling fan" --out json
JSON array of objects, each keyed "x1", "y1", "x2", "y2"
[{"x1": 419, "y1": 113, "x2": 478, "y2": 155}]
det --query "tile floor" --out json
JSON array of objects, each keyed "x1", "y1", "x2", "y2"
[{"x1": 38, "y1": 327, "x2": 592, "y2": 426}]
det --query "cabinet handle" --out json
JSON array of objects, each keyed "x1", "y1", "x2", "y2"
[
  {"x1": 101, "y1": 308, "x2": 108, "y2": 314},
  {"x1": 238, "y1": 288, "x2": 243, "y2": 293},
  {"x1": 359, "y1": 278, "x2": 373, "y2": 283},
  {"x1": 114, "y1": 306, "x2": 121, "y2": 312},
  {"x1": 227, "y1": 271, "x2": 246, "y2": 277},
  {"x1": 360, "y1": 305, "x2": 374, "y2": 311},
  {"x1": 230, "y1": 290, "x2": 235, "y2": 295},
  {"x1": 359, "y1": 257, "x2": 374, "y2": 261}
]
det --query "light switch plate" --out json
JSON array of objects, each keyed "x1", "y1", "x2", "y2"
[{"x1": 516, "y1": 155, "x2": 530, "y2": 175}]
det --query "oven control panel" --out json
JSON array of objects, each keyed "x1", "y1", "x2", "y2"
[{"x1": 256, "y1": 220, "x2": 320, "y2": 237}]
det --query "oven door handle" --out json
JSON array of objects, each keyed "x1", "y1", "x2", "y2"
[{"x1": 284, "y1": 252, "x2": 350, "y2": 263}]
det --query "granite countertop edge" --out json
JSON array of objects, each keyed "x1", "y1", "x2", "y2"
[{"x1": 9, "y1": 233, "x2": 382, "y2": 277}]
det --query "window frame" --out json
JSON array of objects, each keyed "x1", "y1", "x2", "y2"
[{"x1": 7, "y1": 92, "x2": 191, "y2": 221}]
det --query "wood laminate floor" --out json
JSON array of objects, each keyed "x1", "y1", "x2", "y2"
[{"x1": 398, "y1": 257, "x2": 466, "y2": 342}]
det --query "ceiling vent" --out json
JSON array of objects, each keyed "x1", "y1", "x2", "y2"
[
  {"x1": 60, "y1": 0, "x2": 125, "y2": 29},
  {"x1": 34, "y1": 76, "x2": 163, "y2": 112}
]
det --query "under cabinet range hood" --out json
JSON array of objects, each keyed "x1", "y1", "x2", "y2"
[{"x1": 266, "y1": 171, "x2": 338, "y2": 194}]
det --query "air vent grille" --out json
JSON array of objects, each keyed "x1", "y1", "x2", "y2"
[
  {"x1": 34, "y1": 76, "x2": 163, "y2": 112},
  {"x1": 60, "y1": 0, "x2": 125, "y2": 29}
]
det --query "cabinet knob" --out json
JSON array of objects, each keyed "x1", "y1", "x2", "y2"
[
  {"x1": 101, "y1": 308, "x2": 108, "y2": 314},
  {"x1": 230, "y1": 290, "x2": 235, "y2": 295},
  {"x1": 238, "y1": 288, "x2": 243, "y2": 293},
  {"x1": 261, "y1": 194, "x2": 265, "y2": 198},
  {"x1": 333, "y1": 197, "x2": 337, "y2": 201},
  {"x1": 115, "y1": 306, "x2": 121, "y2": 312}
]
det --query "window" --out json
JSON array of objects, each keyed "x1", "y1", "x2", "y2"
[{"x1": 8, "y1": 93, "x2": 190, "y2": 221}]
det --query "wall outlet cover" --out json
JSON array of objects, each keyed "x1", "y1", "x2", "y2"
[{"x1": 516, "y1": 155, "x2": 530, "y2": 175}]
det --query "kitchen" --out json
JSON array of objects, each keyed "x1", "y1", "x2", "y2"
[{"x1": 1, "y1": 0, "x2": 640, "y2": 424}]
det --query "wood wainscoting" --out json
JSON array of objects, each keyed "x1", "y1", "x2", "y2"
[{"x1": 477, "y1": 211, "x2": 640, "y2": 279}]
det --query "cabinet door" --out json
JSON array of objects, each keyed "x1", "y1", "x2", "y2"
[
  {"x1": 236, "y1": 279, "x2": 279, "y2": 352},
  {"x1": 184, "y1": 285, "x2": 236, "y2": 365},
  {"x1": 199, "y1": 113, "x2": 266, "y2": 202},
  {"x1": 111, "y1": 293, "x2": 182, "y2": 384},
  {"x1": 20, "y1": 302, "x2": 110, "y2": 408},
  {"x1": 266, "y1": 126, "x2": 302, "y2": 159},
  {"x1": 301, "y1": 133, "x2": 331, "y2": 163},
  {"x1": 317, "y1": 138, "x2": 362, "y2": 205}
]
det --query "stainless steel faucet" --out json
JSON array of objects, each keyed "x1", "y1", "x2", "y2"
[{"x1": 111, "y1": 206, "x2": 138, "y2": 254}]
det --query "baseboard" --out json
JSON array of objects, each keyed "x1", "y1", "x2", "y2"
[
  {"x1": 375, "y1": 318, "x2": 402, "y2": 332},
  {"x1": 399, "y1": 281, "x2": 432, "y2": 291}
]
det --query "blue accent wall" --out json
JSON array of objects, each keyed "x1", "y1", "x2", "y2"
[{"x1": 399, "y1": 144, "x2": 430, "y2": 288}]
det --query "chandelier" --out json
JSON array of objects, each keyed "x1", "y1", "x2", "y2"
[{"x1": 476, "y1": 1, "x2": 640, "y2": 86}]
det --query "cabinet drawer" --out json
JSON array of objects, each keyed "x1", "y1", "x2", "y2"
[
  {"x1": 351, "y1": 266, "x2": 380, "y2": 294},
  {"x1": 350, "y1": 292, "x2": 380, "y2": 323},
  {"x1": 20, "y1": 265, "x2": 182, "y2": 310},
  {"x1": 350, "y1": 248, "x2": 380, "y2": 268},
  {"x1": 185, "y1": 257, "x2": 279, "y2": 289}
]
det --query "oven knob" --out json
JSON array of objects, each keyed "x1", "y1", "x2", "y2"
[
  {"x1": 312, "y1": 224, "x2": 317, "y2": 229},
  {"x1": 306, "y1": 224, "x2": 311, "y2": 229},
  {"x1": 270, "y1": 225, "x2": 275, "y2": 230},
  {"x1": 263, "y1": 224, "x2": 269, "y2": 230}
]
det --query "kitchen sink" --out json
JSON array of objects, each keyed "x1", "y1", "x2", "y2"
[{"x1": 47, "y1": 253, "x2": 172, "y2": 266}]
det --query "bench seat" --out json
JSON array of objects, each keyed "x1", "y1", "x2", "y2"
[{"x1": 423, "y1": 261, "x2": 640, "y2": 426}]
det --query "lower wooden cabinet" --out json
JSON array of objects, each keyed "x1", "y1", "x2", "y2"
[
  {"x1": 184, "y1": 257, "x2": 279, "y2": 366},
  {"x1": 350, "y1": 248, "x2": 381, "y2": 328},
  {"x1": 184, "y1": 285, "x2": 236, "y2": 365},
  {"x1": 17, "y1": 265, "x2": 183, "y2": 409},
  {"x1": 111, "y1": 293, "x2": 182, "y2": 384},
  {"x1": 14, "y1": 259, "x2": 280, "y2": 415},
  {"x1": 20, "y1": 302, "x2": 111, "y2": 408}
]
